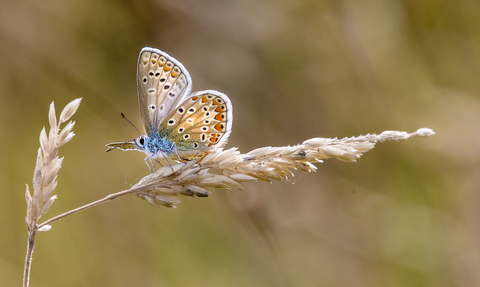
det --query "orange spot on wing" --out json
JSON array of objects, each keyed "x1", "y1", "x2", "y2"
[
  {"x1": 214, "y1": 114, "x2": 224, "y2": 121},
  {"x1": 212, "y1": 99, "x2": 220, "y2": 105},
  {"x1": 151, "y1": 59, "x2": 157, "y2": 64},
  {"x1": 192, "y1": 96, "x2": 200, "y2": 100},
  {"x1": 164, "y1": 66, "x2": 172, "y2": 71},
  {"x1": 210, "y1": 134, "x2": 218, "y2": 142},
  {"x1": 171, "y1": 71, "x2": 178, "y2": 77},
  {"x1": 214, "y1": 123, "x2": 223, "y2": 131},
  {"x1": 215, "y1": 105, "x2": 224, "y2": 112},
  {"x1": 202, "y1": 96, "x2": 209, "y2": 102}
]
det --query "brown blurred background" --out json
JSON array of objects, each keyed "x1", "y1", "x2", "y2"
[{"x1": 1, "y1": 0, "x2": 479, "y2": 286}]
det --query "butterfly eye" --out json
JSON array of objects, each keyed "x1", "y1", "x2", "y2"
[{"x1": 138, "y1": 137, "x2": 145, "y2": 147}]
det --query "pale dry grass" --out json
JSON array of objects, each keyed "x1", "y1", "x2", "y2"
[
  {"x1": 23, "y1": 98, "x2": 435, "y2": 286},
  {"x1": 24, "y1": 98, "x2": 82, "y2": 287},
  {"x1": 130, "y1": 128, "x2": 435, "y2": 208}
]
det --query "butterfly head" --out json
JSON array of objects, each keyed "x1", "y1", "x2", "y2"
[
  {"x1": 107, "y1": 135, "x2": 174, "y2": 155},
  {"x1": 133, "y1": 135, "x2": 147, "y2": 150}
]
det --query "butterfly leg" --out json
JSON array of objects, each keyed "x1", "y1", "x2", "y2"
[
  {"x1": 173, "y1": 143, "x2": 187, "y2": 163},
  {"x1": 159, "y1": 150, "x2": 174, "y2": 171},
  {"x1": 144, "y1": 156, "x2": 157, "y2": 174},
  {"x1": 154, "y1": 159, "x2": 164, "y2": 167}
]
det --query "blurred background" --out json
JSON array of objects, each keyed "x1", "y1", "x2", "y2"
[{"x1": 1, "y1": 0, "x2": 479, "y2": 286}]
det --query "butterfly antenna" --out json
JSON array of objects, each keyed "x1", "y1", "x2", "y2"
[
  {"x1": 105, "y1": 113, "x2": 142, "y2": 153},
  {"x1": 121, "y1": 113, "x2": 142, "y2": 136}
]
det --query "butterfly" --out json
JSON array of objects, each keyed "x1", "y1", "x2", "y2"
[{"x1": 106, "y1": 47, "x2": 233, "y2": 171}]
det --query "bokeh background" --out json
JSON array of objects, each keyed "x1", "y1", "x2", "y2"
[{"x1": 1, "y1": 0, "x2": 479, "y2": 286}]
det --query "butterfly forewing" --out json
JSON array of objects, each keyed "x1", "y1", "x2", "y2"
[
  {"x1": 159, "y1": 90, "x2": 233, "y2": 160},
  {"x1": 137, "y1": 48, "x2": 192, "y2": 135}
]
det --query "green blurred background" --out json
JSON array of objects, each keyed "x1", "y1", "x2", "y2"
[{"x1": 1, "y1": 0, "x2": 479, "y2": 286}]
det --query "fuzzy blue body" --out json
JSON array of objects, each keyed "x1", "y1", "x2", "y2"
[{"x1": 143, "y1": 134, "x2": 176, "y2": 159}]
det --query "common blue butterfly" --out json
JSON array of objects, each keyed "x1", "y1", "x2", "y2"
[{"x1": 106, "y1": 47, "x2": 233, "y2": 170}]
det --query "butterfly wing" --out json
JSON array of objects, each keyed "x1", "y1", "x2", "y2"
[
  {"x1": 158, "y1": 90, "x2": 233, "y2": 160},
  {"x1": 137, "y1": 47, "x2": 192, "y2": 136}
]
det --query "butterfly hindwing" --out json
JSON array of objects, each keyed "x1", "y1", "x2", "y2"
[
  {"x1": 159, "y1": 90, "x2": 233, "y2": 160},
  {"x1": 137, "y1": 47, "x2": 192, "y2": 135}
]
